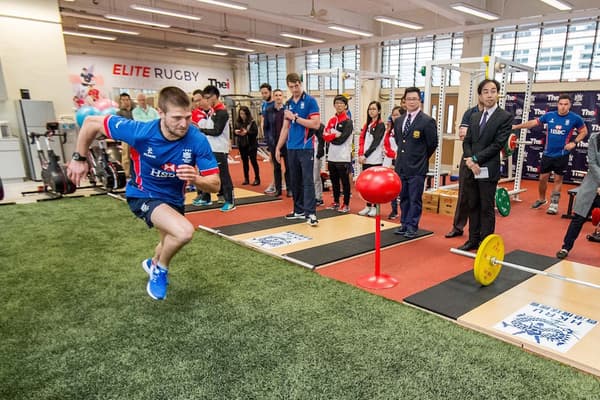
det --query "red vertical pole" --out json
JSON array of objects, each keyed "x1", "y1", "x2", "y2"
[{"x1": 374, "y1": 204, "x2": 381, "y2": 277}]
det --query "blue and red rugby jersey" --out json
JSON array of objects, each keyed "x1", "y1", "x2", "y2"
[{"x1": 103, "y1": 115, "x2": 218, "y2": 205}]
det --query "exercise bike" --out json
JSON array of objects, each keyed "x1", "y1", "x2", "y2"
[
  {"x1": 86, "y1": 139, "x2": 126, "y2": 192},
  {"x1": 28, "y1": 122, "x2": 76, "y2": 196}
]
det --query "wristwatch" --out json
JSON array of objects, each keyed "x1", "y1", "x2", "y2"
[
  {"x1": 294, "y1": 115, "x2": 298, "y2": 122},
  {"x1": 72, "y1": 152, "x2": 87, "y2": 162}
]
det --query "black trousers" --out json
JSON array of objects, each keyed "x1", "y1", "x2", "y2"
[
  {"x1": 562, "y1": 194, "x2": 600, "y2": 251},
  {"x1": 464, "y1": 170, "x2": 497, "y2": 244},
  {"x1": 452, "y1": 160, "x2": 469, "y2": 232},
  {"x1": 202, "y1": 152, "x2": 234, "y2": 204},
  {"x1": 328, "y1": 161, "x2": 351, "y2": 206},
  {"x1": 239, "y1": 145, "x2": 260, "y2": 182},
  {"x1": 269, "y1": 145, "x2": 289, "y2": 193}
]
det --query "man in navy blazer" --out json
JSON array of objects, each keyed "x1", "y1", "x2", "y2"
[
  {"x1": 459, "y1": 79, "x2": 513, "y2": 251},
  {"x1": 393, "y1": 87, "x2": 438, "y2": 238}
]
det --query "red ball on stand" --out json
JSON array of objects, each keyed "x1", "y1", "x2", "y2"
[
  {"x1": 355, "y1": 166, "x2": 401, "y2": 204},
  {"x1": 355, "y1": 166, "x2": 402, "y2": 290}
]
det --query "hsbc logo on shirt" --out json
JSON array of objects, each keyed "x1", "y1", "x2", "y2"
[{"x1": 150, "y1": 167, "x2": 176, "y2": 178}]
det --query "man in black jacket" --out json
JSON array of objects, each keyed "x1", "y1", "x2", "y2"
[
  {"x1": 459, "y1": 79, "x2": 512, "y2": 251},
  {"x1": 393, "y1": 87, "x2": 438, "y2": 238}
]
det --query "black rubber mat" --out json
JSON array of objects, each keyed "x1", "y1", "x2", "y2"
[
  {"x1": 185, "y1": 194, "x2": 280, "y2": 213},
  {"x1": 214, "y1": 209, "x2": 341, "y2": 235},
  {"x1": 285, "y1": 228, "x2": 433, "y2": 268},
  {"x1": 403, "y1": 250, "x2": 559, "y2": 320}
]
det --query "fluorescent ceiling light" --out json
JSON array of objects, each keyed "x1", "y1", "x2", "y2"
[
  {"x1": 186, "y1": 48, "x2": 228, "y2": 56},
  {"x1": 280, "y1": 32, "x2": 325, "y2": 43},
  {"x1": 328, "y1": 25, "x2": 373, "y2": 37},
  {"x1": 213, "y1": 43, "x2": 255, "y2": 52},
  {"x1": 63, "y1": 30, "x2": 116, "y2": 41},
  {"x1": 246, "y1": 38, "x2": 291, "y2": 48},
  {"x1": 450, "y1": 3, "x2": 499, "y2": 21},
  {"x1": 539, "y1": 0, "x2": 572, "y2": 11},
  {"x1": 105, "y1": 14, "x2": 171, "y2": 28},
  {"x1": 78, "y1": 24, "x2": 140, "y2": 35},
  {"x1": 130, "y1": 4, "x2": 202, "y2": 21},
  {"x1": 196, "y1": 0, "x2": 247, "y2": 10},
  {"x1": 374, "y1": 16, "x2": 423, "y2": 30}
]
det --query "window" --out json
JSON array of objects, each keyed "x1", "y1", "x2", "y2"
[
  {"x1": 381, "y1": 33, "x2": 463, "y2": 88},
  {"x1": 298, "y1": 46, "x2": 360, "y2": 91},
  {"x1": 485, "y1": 16, "x2": 600, "y2": 82},
  {"x1": 248, "y1": 54, "x2": 287, "y2": 92}
]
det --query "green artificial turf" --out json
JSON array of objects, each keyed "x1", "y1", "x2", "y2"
[{"x1": 1, "y1": 196, "x2": 599, "y2": 399}]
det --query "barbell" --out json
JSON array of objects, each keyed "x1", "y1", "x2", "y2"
[
  {"x1": 502, "y1": 132, "x2": 533, "y2": 157},
  {"x1": 450, "y1": 234, "x2": 600, "y2": 290}
]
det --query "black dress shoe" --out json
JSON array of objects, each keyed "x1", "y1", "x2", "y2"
[
  {"x1": 457, "y1": 241, "x2": 479, "y2": 251},
  {"x1": 242, "y1": 180, "x2": 249, "y2": 185},
  {"x1": 445, "y1": 229, "x2": 463, "y2": 238},
  {"x1": 251, "y1": 179, "x2": 260, "y2": 186}
]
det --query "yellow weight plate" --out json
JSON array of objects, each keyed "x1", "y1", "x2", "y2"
[{"x1": 473, "y1": 234, "x2": 504, "y2": 286}]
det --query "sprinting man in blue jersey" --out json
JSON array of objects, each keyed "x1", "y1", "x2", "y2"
[
  {"x1": 67, "y1": 86, "x2": 220, "y2": 301},
  {"x1": 513, "y1": 94, "x2": 588, "y2": 215}
]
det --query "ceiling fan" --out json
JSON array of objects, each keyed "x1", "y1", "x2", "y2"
[{"x1": 302, "y1": 0, "x2": 329, "y2": 21}]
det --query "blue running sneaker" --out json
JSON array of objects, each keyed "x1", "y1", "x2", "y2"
[
  {"x1": 220, "y1": 202, "x2": 236, "y2": 212},
  {"x1": 192, "y1": 198, "x2": 213, "y2": 206},
  {"x1": 141, "y1": 258, "x2": 154, "y2": 276},
  {"x1": 147, "y1": 265, "x2": 168, "y2": 300}
]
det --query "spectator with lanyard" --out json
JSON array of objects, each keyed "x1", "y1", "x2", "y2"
[
  {"x1": 323, "y1": 94, "x2": 354, "y2": 213},
  {"x1": 275, "y1": 73, "x2": 321, "y2": 226},
  {"x1": 67, "y1": 86, "x2": 220, "y2": 300},
  {"x1": 357, "y1": 100, "x2": 386, "y2": 217}
]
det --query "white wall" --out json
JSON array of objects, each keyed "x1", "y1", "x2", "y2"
[{"x1": 0, "y1": 0, "x2": 72, "y2": 140}]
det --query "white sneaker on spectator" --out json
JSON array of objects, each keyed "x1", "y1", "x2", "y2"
[
  {"x1": 358, "y1": 206, "x2": 371, "y2": 216},
  {"x1": 367, "y1": 207, "x2": 377, "y2": 217}
]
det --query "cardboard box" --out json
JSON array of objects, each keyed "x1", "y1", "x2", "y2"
[
  {"x1": 422, "y1": 190, "x2": 439, "y2": 213},
  {"x1": 439, "y1": 192, "x2": 458, "y2": 216}
]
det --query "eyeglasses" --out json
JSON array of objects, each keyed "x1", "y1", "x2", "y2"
[{"x1": 405, "y1": 97, "x2": 420, "y2": 102}]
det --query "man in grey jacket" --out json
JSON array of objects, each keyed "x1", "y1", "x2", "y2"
[{"x1": 557, "y1": 132, "x2": 599, "y2": 259}]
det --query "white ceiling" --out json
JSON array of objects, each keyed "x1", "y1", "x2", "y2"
[{"x1": 59, "y1": 0, "x2": 600, "y2": 58}]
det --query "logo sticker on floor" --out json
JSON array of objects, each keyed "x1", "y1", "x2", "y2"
[
  {"x1": 494, "y1": 302, "x2": 597, "y2": 353},
  {"x1": 246, "y1": 231, "x2": 312, "y2": 249}
]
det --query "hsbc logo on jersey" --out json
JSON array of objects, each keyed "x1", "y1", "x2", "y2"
[{"x1": 150, "y1": 162, "x2": 177, "y2": 178}]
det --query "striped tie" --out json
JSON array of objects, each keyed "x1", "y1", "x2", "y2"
[
  {"x1": 403, "y1": 113, "x2": 411, "y2": 136},
  {"x1": 480, "y1": 111, "x2": 488, "y2": 131}
]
